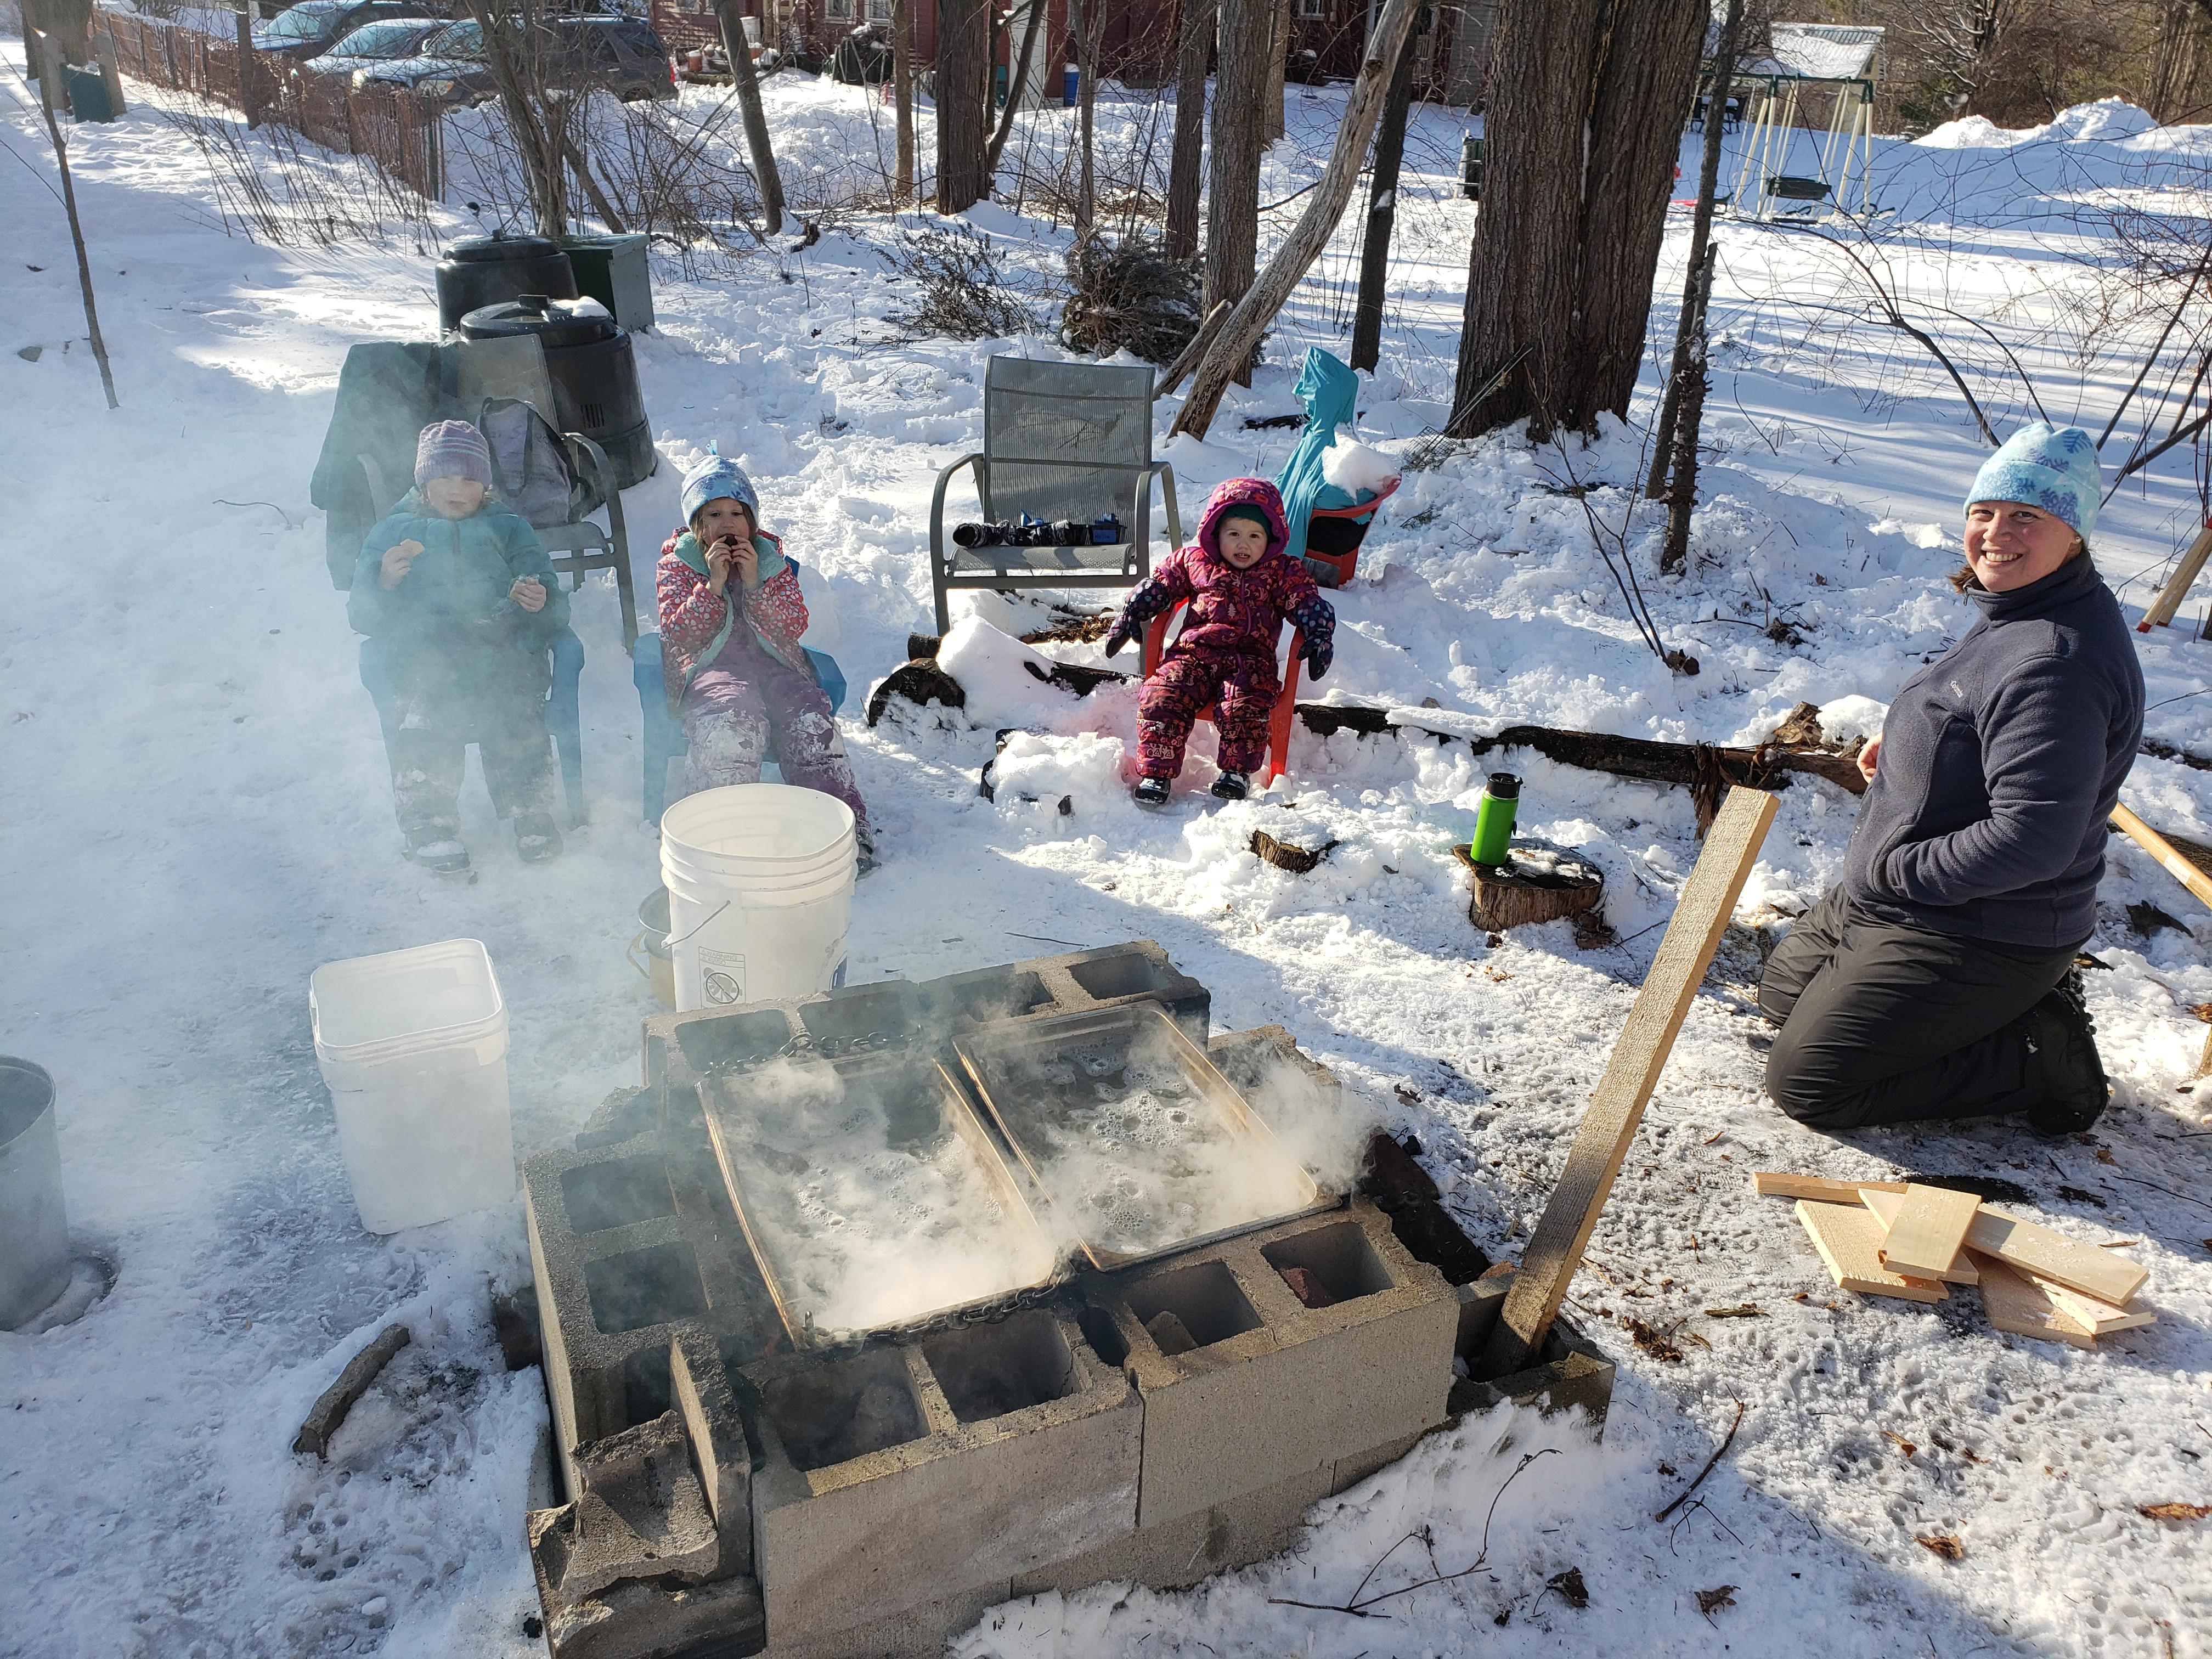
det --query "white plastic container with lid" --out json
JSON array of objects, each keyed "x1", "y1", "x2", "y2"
[
  {"x1": 309, "y1": 938, "x2": 514, "y2": 1234},
  {"x1": 659, "y1": 783, "x2": 855, "y2": 1013}
]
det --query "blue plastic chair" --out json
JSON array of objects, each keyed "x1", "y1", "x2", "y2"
[
  {"x1": 359, "y1": 628, "x2": 588, "y2": 826},
  {"x1": 633, "y1": 632, "x2": 847, "y2": 824}
]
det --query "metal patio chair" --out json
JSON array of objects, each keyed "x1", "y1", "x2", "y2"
[{"x1": 927, "y1": 356, "x2": 1183, "y2": 634}]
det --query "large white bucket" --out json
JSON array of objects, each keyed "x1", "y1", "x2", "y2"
[
  {"x1": 308, "y1": 939, "x2": 515, "y2": 1234},
  {"x1": 660, "y1": 784, "x2": 856, "y2": 1012}
]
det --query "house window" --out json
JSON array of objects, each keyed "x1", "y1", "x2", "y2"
[
  {"x1": 826, "y1": 0, "x2": 853, "y2": 19},
  {"x1": 1296, "y1": 0, "x2": 1324, "y2": 16},
  {"x1": 865, "y1": 0, "x2": 891, "y2": 19}
]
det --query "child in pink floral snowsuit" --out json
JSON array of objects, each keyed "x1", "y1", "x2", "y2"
[
  {"x1": 1103, "y1": 477, "x2": 1335, "y2": 806},
  {"x1": 656, "y1": 453, "x2": 870, "y2": 847}
]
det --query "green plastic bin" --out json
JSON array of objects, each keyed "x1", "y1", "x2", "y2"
[{"x1": 556, "y1": 234, "x2": 654, "y2": 334}]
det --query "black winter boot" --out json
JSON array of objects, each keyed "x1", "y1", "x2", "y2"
[
  {"x1": 1132, "y1": 775, "x2": 1172, "y2": 808},
  {"x1": 2022, "y1": 969, "x2": 2108, "y2": 1136},
  {"x1": 1210, "y1": 770, "x2": 1250, "y2": 801},
  {"x1": 404, "y1": 826, "x2": 471, "y2": 877},
  {"x1": 515, "y1": 813, "x2": 563, "y2": 864}
]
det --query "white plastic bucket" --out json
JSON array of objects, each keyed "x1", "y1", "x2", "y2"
[
  {"x1": 660, "y1": 783, "x2": 856, "y2": 1012},
  {"x1": 308, "y1": 939, "x2": 515, "y2": 1234}
]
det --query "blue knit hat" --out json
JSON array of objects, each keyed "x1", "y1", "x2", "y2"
[
  {"x1": 681, "y1": 447, "x2": 760, "y2": 527},
  {"x1": 1966, "y1": 422, "x2": 2100, "y2": 548},
  {"x1": 415, "y1": 419, "x2": 492, "y2": 489}
]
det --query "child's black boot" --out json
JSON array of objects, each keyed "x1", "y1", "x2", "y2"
[
  {"x1": 515, "y1": 812, "x2": 564, "y2": 864},
  {"x1": 405, "y1": 826, "x2": 472, "y2": 877},
  {"x1": 1132, "y1": 775, "x2": 1172, "y2": 808},
  {"x1": 1210, "y1": 771, "x2": 1250, "y2": 802}
]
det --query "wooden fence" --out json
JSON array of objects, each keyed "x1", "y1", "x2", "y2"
[{"x1": 100, "y1": 10, "x2": 443, "y2": 201}]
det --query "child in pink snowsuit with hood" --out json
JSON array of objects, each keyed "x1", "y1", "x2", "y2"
[
  {"x1": 656, "y1": 452, "x2": 871, "y2": 851},
  {"x1": 1104, "y1": 477, "x2": 1335, "y2": 806}
]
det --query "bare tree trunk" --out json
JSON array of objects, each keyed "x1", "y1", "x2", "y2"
[
  {"x1": 31, "y1": 58, "x2": 119, "y2": 408},
  {"x1": 1658, "y1": 244, "x2": 1715, "y2": 574},
  {"x1": 936, "y1": 0, "x2": 992, "y2": 211},
  {"x1": 1263, "y1": 0, "x2": 1290, "y2": 140},
  {"x1": 1203, "y1": 0, "x2": 1267, "y2": 321},
  {"x1": 1348, "y1": 10, "x2": 1417, "y2": 373},
  {"x1": 985, "y1": 0, "x2": 1051, "y2": 182},
  {"x1": 893, "y1": 0, "x2": 915, "y2": 201},
  {"x1": 1172, "y1": 0, "x2": 1419, "y2": 438},
  {"x1": 1448, "y1": 0, "x2": 1706, "y2": 441},
  {"x1": 234, "y1": 1, "x2": 261, "y2": 129},
  {"x1": 1163, "y1": 0, "x2": 1215, "y2": 261},
  {"x1": 1072, "y1": 0, "x2": 1109, "y2": 238},
  {"x1": 469, "y1": 0, "x2": 572, "y2": 234},
  {"x1": 1648, "y1": 0, "x2": 1742, "y2": 499},
  {"x1": 712, "y1": 0, "x2": 786, "y2": 235}
]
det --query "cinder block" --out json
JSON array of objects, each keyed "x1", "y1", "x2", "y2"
[
  {"x1": 760, "y1": 1577, "x2": 1012, "y2": 1659},
  {"x1": 1450, "y1": 1312, "x2": 1615, "y2": 1434},
  {"x1": 523, "y1": 1133, "x2": 762, "y2": 1506},
  {"x1": 532, "y1": 1551, "x2": 765, "y2": 1659},
  {"x1": 1094, "y1": 1199, "x2": 1458, "y2": 1529},
  {"x1": 744, "y1": 1311, "x2": 1140, "y2": 1649},
  {"x1": 1011, "y1": 1461, "x2": 1334, "y2": 1596},
  {"x1": 1330, "y1": 1428, "x2": 1428, "y2": 1496}
]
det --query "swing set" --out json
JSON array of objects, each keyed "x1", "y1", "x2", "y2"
[{"x1": 1723, "y1": 22, "x2": 1883, "y2": 223}]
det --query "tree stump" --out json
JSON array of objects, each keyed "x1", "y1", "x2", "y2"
[{"x1": 1453, "y1": 842, "x2": 1605, "y2": 932}]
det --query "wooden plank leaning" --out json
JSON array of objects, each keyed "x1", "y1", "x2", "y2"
[
  {"x1": 1477, "y1": 785, "x2": 1778, "y2": 1379},
  {"x1": 2112, "y1": 802, "x2": 2212, "y2": 912},
  {"x1": 2136, "y1": 520, "x2": 2212, "y2": 632}
]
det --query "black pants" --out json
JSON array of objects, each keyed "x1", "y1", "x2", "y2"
[
  {"x1": 387, "y1": 632, "x2": 553, "y2": 837},
  {"x1": 1758, "y1": 885, "x2": 2077, "y2": 1131}
]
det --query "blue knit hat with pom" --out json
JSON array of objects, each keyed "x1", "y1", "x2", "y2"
[
  {"x1": 681, "y1": 445, "x2": 760, "y2": 527},
  {"x1": 1966, "y1": 422, "x2": 2100, "y2": 547}
]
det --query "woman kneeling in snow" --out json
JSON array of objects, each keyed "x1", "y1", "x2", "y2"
[
  {"x1": 1758, "y1": 423, "x2": 2144, "y2": 1135},
  {"x1": 656, "y1": 453, "x2": 871, "y2": 854}
]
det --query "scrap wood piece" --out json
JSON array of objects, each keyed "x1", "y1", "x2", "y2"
[
  {"x1": 2002, "y1": 1267, "x2": 2154, "y2": 1335},
  {"x1": 294, "y1": 1323, "x2": 411, "y2": 1459},
  {"x1": 1754, "y1": 1171, "x2": 1908, "y2": 1203},
  {"x1": 1976, "y1": 1255, "x2": 2096, "y2": 1348},
  {"x1": 2138, "y1": 1502, "x2": 2212, "y2": 1520},
  {"x1": 1872, "y1": 1183, "x2": 1983, "y2": 1279},
  {"x1": 1477, "y1": 786, "x2": 1778, "y2": 1378},
  {"x1": 2136, "y1": 518, "x2": 2212, "y2": 631},
  {"x1": 1251, "y1": 829, "x2": 1339, "y2": 873},
  {"x1": 2112, "y1": 802, "x2": 2212, "y2": 913},
  {"x1": 1796, "y1": 1201, "x2": 1948, "y2": 1304},
  {"x1": 1857, "y1": 1189, "x2": 1979, "y2": 1284},
  {"x1": 1959, "y1": 1205, "x2": 2148, "y2": 1307}
]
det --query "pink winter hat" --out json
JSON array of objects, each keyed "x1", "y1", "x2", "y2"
[{"x1": 415, "y1": 420, "x2": 493, "y2": 489}]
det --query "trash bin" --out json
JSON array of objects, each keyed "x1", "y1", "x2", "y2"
[
  {"x1": 435, "y1": 231, "x2": 578, "y2": 334},
  {"x1": 1063, "y1": 63, "x2": 1079, "y2": 106},
  {"x1": 458, "y1": 293, "x2": 656, "y2": 487},
  {"x1": 65, "y1": 67, "x2": 114, "y2": 123},
  {"x1": 557, "y1": 233, "x2": 654, "y2": 334}
]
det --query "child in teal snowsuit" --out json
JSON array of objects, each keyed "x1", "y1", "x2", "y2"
[{"x1": 349, "y1": 421, "x2": 568, "y2": 873}]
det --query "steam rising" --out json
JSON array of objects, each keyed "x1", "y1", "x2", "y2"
[{"x1": 706, "y1": 1058, "x2": 1057, "y2": 1339}]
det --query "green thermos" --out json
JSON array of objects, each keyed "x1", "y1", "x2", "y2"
[{"x1": 1469, "y1": 772, "x2": 1520, "y2": 867}]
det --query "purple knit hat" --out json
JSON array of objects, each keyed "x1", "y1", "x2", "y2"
[
  {"x1": 415, "y1": 420, "x2": 493, "y2": 489},
  {"x1": 1195, "y1": 476, "x2": 1290, "y2": 562}
]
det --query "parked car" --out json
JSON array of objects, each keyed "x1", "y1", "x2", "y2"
[
  {"x1": 311, "y1": 16, "x2": 450, "y2": 78},
  {"x1": 252, "y1": 0, "x2": 445, "y2": 61},
  {"x1": 357, "y1": 14, "x2": 674, "y2": 103}
]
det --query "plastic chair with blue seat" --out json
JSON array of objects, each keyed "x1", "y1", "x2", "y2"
[{"x1": 632, "y1": 594, "x2": 849, "y2": 824}]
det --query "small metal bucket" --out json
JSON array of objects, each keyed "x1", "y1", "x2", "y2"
[
  {"x1": 0, "y1": 1058, "x2": 71, "y2": 1330},
  {"x1": 627, "y1": 889, "x2": 676, "y2": 1009}
]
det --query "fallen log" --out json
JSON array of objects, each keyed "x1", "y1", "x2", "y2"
[{"x1": 295, "y1": 1323, "x2": 411, "y2": 1459}]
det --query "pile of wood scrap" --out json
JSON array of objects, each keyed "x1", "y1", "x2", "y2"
[{"x1": 1756, "y1": 1172, "x2": 2152, "y2": 1348}]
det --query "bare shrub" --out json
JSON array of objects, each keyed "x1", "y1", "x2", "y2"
[
  {"x1": 153, "y1": 95, "x2": 433, "y2": 247},
  {"x1": 1059, "y1": 233, "x2": 1200, "y2": 363},
  {"x1": 878, "y1": 224, "x2": 1039, "y2": 338}
]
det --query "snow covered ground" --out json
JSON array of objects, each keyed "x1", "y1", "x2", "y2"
[{"x1": 2, "y1": 55, "x2": 2210, "y2": 1659}]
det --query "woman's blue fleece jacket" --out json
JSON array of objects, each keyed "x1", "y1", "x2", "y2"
[{"x1": 1842, "y1": 555, "x2": 2145, "y2": 949}]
